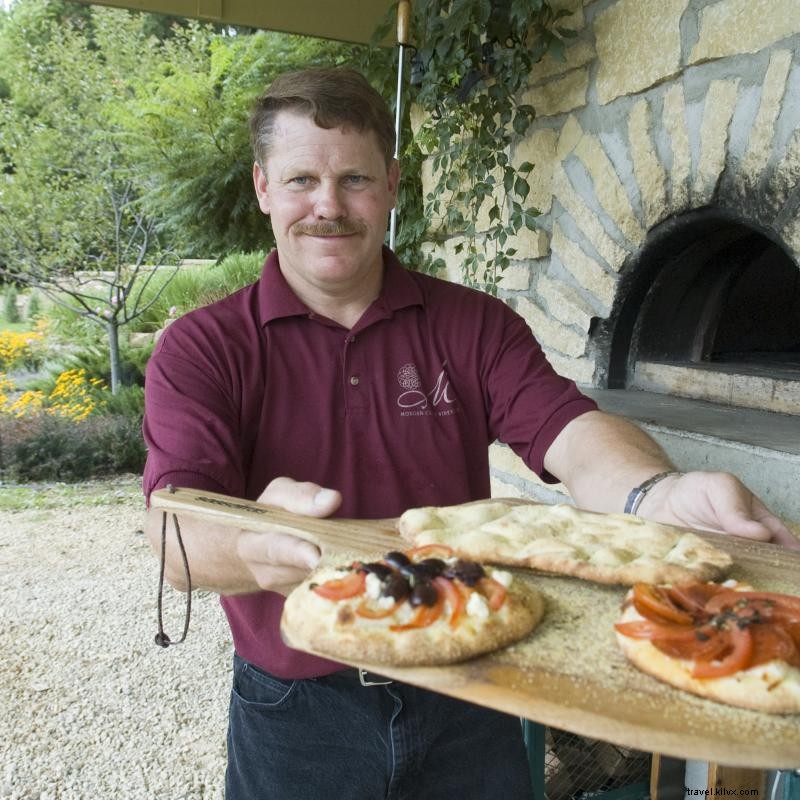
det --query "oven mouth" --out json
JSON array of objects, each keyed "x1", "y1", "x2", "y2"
[{"x1": 601, "y1": 208, "x2": 800, "y2": 414}]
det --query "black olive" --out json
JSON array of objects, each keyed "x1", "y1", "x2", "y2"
[
  {"x1": 382, "y1": 573, "x2": 411, "y2": 601},
  {"x1": 414, "y1": 558, "x2": 447, "y2": 579},
  {"x1": 444, "y1": 559, "x2": 485, "y2": 586},
  {"x1": 385, "y1": 551, "x2": 411, "y2": 570},
  {"x1": 409, "y1": 581, "x2": 438, "y2": 608},
  {"x1": 359, "y1": 562, "x2": 393, "y2": 581}
]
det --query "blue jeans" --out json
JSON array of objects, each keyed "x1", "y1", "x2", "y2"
[{"x1": 226, "y1": 654, "x2": 533, "y2": 800}]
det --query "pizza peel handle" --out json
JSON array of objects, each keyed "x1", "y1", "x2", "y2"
[{"x1": 149, "y1": 487, "x2": 402, "y2": 556}]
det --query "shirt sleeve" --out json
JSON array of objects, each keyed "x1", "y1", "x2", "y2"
[
  {"x1": 482, "y1": 305, "x2": 597, "y2": 483},
  {"x1": 142, "y1": 321, "x2": 247, "y2": 503}
]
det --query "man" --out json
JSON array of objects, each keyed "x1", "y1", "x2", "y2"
[{"x1": 142, "y1": 67, "x2": 796, "y2": 800}]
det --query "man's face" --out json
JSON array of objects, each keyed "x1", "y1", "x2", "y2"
[{"x1": 253, "y1": 112, "x2": 399, "y2": 304}]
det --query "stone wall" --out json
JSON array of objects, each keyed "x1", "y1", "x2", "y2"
[{"x1": 422, "y1": 0, "x2": 800, "y2": 502}]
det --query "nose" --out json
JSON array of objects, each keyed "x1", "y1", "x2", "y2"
[{"x1": 313, "y1": 180, "x2": 346, "y2": 220}]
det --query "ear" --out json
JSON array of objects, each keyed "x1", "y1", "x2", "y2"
[
  {"x1": 387, "y1": 159, "x2": 400, "y2": 208},
  {"x1": 253, "y1": 162, "x2": 270, "y2": 215}
]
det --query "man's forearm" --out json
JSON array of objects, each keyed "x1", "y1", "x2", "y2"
[
  {"x1": 144, "y1": 506, "x2": 259, "y2": 595},
  {"x1": 543, "y1": 410, "x2": 675, "y2": 513}
]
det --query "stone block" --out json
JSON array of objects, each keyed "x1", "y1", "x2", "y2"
[
  {"x1": 553, "y1": 163, "x2": 629, "y2": 270},
  {"x1": 529, "y1": 41, "x2": 595, "y2": 82},
  {"x1": 632, "y1": 362, "x2": 733, "y2": 405},
  {"x1": 505, "y1": 225, "x2": 550, "y2": 259},
  {"x1": 537, "y1": 274, "x2": 595, "y2": 331},
  {"x1": 498, "y1": 263, "x2": 532, "y2": 292},
  {"x1": 556, "y1": 115, "x2": 584, "y2": 159},
  {"x1": 771, "y1": 380, "x2": 800, "y2": 416},
  {"x1": 689, "y1": 0, "x2": 800, "y2": 62},
  {"x1": 489, "y1": 441, "x2": 529, "y2": 476},
  {"x1": 662, "y1": 83, "x2": 691, "y2": 213},
  {"x1": 490, "y1": 476, "x2": 528, "y2": 500},
  {"x1": 779, "y1": 213, "x2": 800, "y2": 262},
  {"x1": 574, "y1": 133, "x2": 645, "y2": 247},
  {"x1": 513, "y1": 128, "x2": 558, "y2": 215},
  {"x1": 549, "y1": 0, "x2": 585, "y2": 30},
  {"x1": 769, "y1": 127, "x2": 800, "y2": 210},
  {"x1": 544, "y1": 350, "x2": 596, "y2": 386},
  {"x1": 522, "y1": 68, "x2": 589, "y2": 118},
  {"x1": 628, "y1": 99, "x2": 668, "y2": 228},
  {"x1": 551, "y1": 220, "x2": 617, "y2": 309},
  {"x1": 740, "y1": 50, "x2": 793, "y2": 183},
  {"x1": 516, "y1": 297, "x2": 587, "y2": 357},
  {"x1": 693, "y1": 79, "x2": 740, "y2": 204},
  {"x1": 594, "y1": 0, "x2": 686, "y2": 105}
]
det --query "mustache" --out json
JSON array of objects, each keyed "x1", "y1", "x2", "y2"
[{"x1": 291, "y1": 220, "x2": 366, "y2": 236}]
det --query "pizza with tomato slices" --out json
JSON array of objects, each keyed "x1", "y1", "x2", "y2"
[
  {"x1": 398, "y1": 500, "x2": 733, "y2": 586},
  {"x1": 614, "y1": 581, "x2": 800, "y2": 713},
  {"x1": 280, "y1": 545, "x2": 544, "y2": 666}
]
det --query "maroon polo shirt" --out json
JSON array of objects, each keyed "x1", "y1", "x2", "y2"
[{"x1": 143, "y1": 247, "x2": 596, "y2": 678}]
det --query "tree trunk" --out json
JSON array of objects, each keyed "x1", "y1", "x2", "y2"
[{"x1": 107, "y1": 320, "x2": 121, "y2": 395}]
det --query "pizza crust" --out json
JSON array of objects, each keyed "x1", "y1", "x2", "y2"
[
  {"x1": 398, "y1": 501, "x2": 732, "y2": 586},
  {"x1": 615, "y1": 599, "x2": 800, "y2": 714},
  {"x1": 281, "y1": 565, "x2": 545, "y2": 667}
]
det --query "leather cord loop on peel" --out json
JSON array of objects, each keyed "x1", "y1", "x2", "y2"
[{"x1": 155, "y1": 485, "x2": 192, "y2": 647}]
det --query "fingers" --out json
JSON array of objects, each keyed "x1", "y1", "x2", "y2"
[
  {"x1": 259, "y1": 477, "x2": 342, "y2": 518},
  {"x1": 237, "y1": 528, "x2": 321, "y2": 579},
  {"x1": 681, "y1": 472, "x2": 800, "y2": 550}
]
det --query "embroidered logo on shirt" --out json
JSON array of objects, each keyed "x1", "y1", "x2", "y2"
[{"x1": 396, "y1": 363, "x2": 457, "y2": 417}]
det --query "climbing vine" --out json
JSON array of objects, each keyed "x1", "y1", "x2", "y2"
[{"x1": 371, "y1": 0, "x2": 575, "y2": 292}]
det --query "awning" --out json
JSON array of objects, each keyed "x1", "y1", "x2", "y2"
[{"x1": 78, "y1": 0, "x2": 392, "y2": 44}]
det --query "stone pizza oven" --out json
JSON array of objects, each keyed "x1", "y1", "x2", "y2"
[{"x1": 429, "y1": 0, "x2": 800, "y2": 517}]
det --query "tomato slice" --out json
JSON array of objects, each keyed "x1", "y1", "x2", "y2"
[
  {"x1": 312, "y1": 570, "x2": 366, "y2": 600},
  {"x1": 666, "y1": 583, "x2": 723, "y2": 615},
  {"x1": 633, "y1": 583, "x2": 693, "y2": 625},
  {"x1": 433, "y1": 576, "x2": 465, "y2": 627},
  {"x1": 389, "y1": 588, "x2": 445, "y2": 631},
  {"x1": 705, "y1": 591, "x2": 800, "y2": 623},
  {"x1": 749, "y1": 623, "x2": 800, "y2": 668},
  {"x1": 477, "y1": 576, "x2": 507, "y2": 611},
  {"x1": 614, "y1": 620, "x2": 699, "y2": 642},
  {"x1": 691, "y1": 624, "x2": 753, "y2": 678},
  {"x1": 355, "y1": 598, "x2": 402, "y2": 619},
  {"x1": 405, "y1": 543, "x2": 455, "y2": 559}
]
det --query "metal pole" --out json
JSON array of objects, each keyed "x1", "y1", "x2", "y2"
[{"x1": 389, "y1": 0, "x2": 411, "y2": 251}]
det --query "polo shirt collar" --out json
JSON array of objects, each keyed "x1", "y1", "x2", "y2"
[{"x1": 257, "y1": 246, "x2": 424, "y2": 327}]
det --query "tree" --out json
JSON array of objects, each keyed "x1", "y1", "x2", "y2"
[
  {"x1": 0, "y1": 1, "x2": 176, "y2": 391},
  {"x1": 117, "y1": 27, "x2": 371, "y2": 257}
]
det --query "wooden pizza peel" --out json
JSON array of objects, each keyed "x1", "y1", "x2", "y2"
[{"x1": 150, "y1": 487, "x2": 800, "y2": 771}]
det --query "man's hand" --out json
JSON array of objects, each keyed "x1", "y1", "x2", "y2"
[
  {"x1": 637, "y1": 470, "x2": 800, "y2": 550},
  {"x1": 545, "y1": 410, "x2": 799, "y2": 551},
  {"x1": 236, "y1": 478, "x2": 342, "y2": 594},
  {"x1": 144, "y1": 477, "x2": 343, "y2": 597}
]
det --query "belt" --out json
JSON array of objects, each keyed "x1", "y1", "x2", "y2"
[{"x1": 337, "y1": 667, "x2": 394, "y2": 687}]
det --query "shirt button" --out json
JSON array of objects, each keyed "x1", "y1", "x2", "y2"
[{"x1": 349, "y1": 375, "x2": 360, "y2": 386}]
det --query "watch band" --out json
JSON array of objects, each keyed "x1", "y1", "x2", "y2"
[{"x1": 623, "y1": 471, "x2": 682, "y2": 516}]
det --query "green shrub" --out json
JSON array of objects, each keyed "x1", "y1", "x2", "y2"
[
  {"x1": 3, "y1": 286, "x2": 20, "y2": 324},
  {"x1": 26, "y1": 292, "x2": 41, "y2": 321},
  {"x1": 29, "y1": 341, "x2": 153, "y2": 393},
  {"x1": 130, "y1": 251, "x2": 265, "y2": 332},
  {"x1": 100, "y1": 384, "x2": 145, "y2": 418},
  {"x1": 0, "y1": 413, "x2": 146, "y2": 482}
]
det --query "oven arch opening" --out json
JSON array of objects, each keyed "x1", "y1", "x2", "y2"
[{"x1": 603, "y1": 209, "x2": 800, "y2": 400}]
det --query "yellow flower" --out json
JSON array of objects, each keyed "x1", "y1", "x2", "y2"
[{"x1": 1, "y1": 366, "x2": 109, "y2": 420}]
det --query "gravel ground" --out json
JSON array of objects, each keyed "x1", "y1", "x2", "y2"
[{"x1": 1, "y1": 478, "x2": 231, "y2": 800}]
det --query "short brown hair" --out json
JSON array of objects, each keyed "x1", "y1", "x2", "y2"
[{"x1": 250, "y1": 67, "x2": 395, "y2": 166}]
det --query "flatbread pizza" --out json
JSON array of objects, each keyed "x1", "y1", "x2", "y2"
[
  {"x1": 398, "y1": 500, "x2": 733, "y2": 586},
  {"x1": 614, "y1": 581, "x2": 800, "y2": 714},
  {"x1": 281, "y1": 545, "x2": 544, "y2": 666}
]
